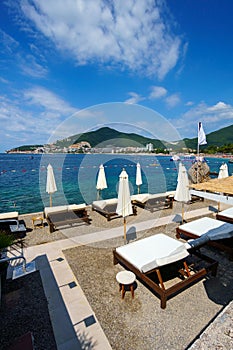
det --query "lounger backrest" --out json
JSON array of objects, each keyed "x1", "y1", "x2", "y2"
[
  {"x1": 0, "y1": 212, "x2": 18, "y2": 220},
  {"x1": 44, "y1": 203, "x2": 86, "y2": 218}
]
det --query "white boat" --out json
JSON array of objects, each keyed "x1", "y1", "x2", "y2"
[{"x1": 170, "y1": 155, "x2": 181, "y2": 161}]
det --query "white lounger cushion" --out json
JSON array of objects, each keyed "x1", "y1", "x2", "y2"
[
  {"x1": 92, "y1": 198, "x2": 118, "y2": 210},
  {"x1": 179, "y1": 217, "x2": 233, "y2": 240},
  {"x1": 0, "y1": 211, "x2": 19, "y2": 220},
  {"x1": 131, "y1": 194, "x2": 150, "y2": 203},
  {"x1": 218, "y1": 207, "x2": 233, "y2": 218},
  {"x1": 131, "y1": 192, "x2": 174, "y2": 204},
  {"x1": 44, "y1": 203, "x2": 86, "y2": 218},
  {"x1": 116, "y1": 233, "x2": 189, "y2": 273}
]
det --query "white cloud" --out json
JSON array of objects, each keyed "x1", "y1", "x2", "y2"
[
  {"x1": 0, "y1": 28, "x2": 48, "y2": 79},
  {"x1": 207, "y1": 101, "x2": 229, "y2": 112},
  {"x1": 19, "y1": 54, "x2": 48, "y2": 78},
  {"x1": 18, "y1": 0, "x2": 184, "y2": 78},
  {"x1": 23, "y1": 86, "x2": 76, "y2": 115},
  {"x1": 165, "y1": 93, "x2": 180, "y2": 108},
  {"x1": 0, "y1": 87, "x2": 78, "y2": 150},
  {"x1": 125, "y1": 92, "x2": 144, "y2": 104},
  {"x1": 172, "y1": 101, "x2": 233, "y2": 138},
  {"x1": 149, "y1": 86, "x2": 167, "y2": 99},
  {"x1": 185, "y1": 101, "x2": 194, "y2": 106},
  {"x1": 0, "y1": 76, "x2": 10, "y2": 84},
  {"x1": 0, "y1": 29, "x2": 19, "y2": 54}
]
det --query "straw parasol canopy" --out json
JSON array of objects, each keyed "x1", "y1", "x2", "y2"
[
  {"x1": 136, "y1": 162, "x2": 142, "y2": 194},
  {"x1": 190, "y1": 175, "x2": 233, "y2": 195},
  {"x1": 46, "y1": 164, "x2": 57, "y2": 207},
  {"x1": 96, "y1": 164, "x2": 107, "y2": 199},
  {"x1": 116, "y1": 169, "x2": 133, "y2": 242}
]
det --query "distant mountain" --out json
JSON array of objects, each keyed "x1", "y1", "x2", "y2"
[
  {"x1": 7, "y1": 124, "x2": 233, "y2": 153},
  {"x1": 55, "y1": 126, "x2": 165, "y2": 149},
  {"x1": 179, "y1": 124, "x2": 233, "y2": 150}
]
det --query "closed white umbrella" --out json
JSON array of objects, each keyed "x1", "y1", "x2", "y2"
[
  {"x1": 96, "y1": 164, "x2": 107, "y2": 199},
  {"x1": 136, "y1": 162, "x2": 142, "y2": 194},
  {"x1": 174, "y1": 162, "x2": 191, "y2": 223},
  {"x1": 217, "y1": 163, "x2": 229, "y2": 211},
  {"x1": 116, "y1": 169, "x2": 133, "y2": 242},
  {"x1": 46, "y1": 164, "x2": 57, "y2": 207},
  {"x1": 218, "y1": 163, "x2": 229, "y2": 179}
]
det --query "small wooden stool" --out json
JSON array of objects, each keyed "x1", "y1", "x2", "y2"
[
  {"x1": 116, "y1": 271, "x2": 136, "y2": 299},
  {"x1": 32, "y1": 216, "x2": 44, "y2": 229}
]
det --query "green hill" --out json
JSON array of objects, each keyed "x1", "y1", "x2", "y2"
[
  {"x1": 7, "y1": 124, "x2": 233, "y2": 154},
  {"x1": 55, "y1": 127, "x2": 165, "y2": 149},
  {"x1": 179, "y1": 125, "x2": 233, "y2": 150}
]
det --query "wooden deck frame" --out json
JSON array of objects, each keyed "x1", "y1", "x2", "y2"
[
  {"x1": 113, "y1": 249, "x2": 217, "y2": 309},
  {"x1": 92, "y1": 204, "x2": 137, "y2": 221},
  {"x1": 46, "y1": 208, "x2": 90, "y2": 233},
  {"x1": 216, "y1": 212, "x2": 233, "y2": 225},
  {"x1": 176, "y1": 227, "x2": 233, "y2": 260}
]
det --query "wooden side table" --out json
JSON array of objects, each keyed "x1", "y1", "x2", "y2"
[
  {"x1": 32, "y1": 216, "x2": 44, "y2": 229},
  {"x1": 116, "y1": 271, "x2": 136, "y2": 299}
]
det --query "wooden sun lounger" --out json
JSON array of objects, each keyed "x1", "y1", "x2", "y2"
[
  {"x1": 92, "y1": 199, "x2": 137, "y2": 221},
  {"x1": 176, "y1": 217, "x2": 233, "y2": 260},
  {"x1": 45, "y1": 206, "x2": 90, "y2": 233},
  {"x1": 113, "y1": 234, "x2": 217, "y2": 309},
  {"x1": 131, "y1": 192, "x2": 174, "y2": 213},
  {"x1": 216, "y1": 207, "x2": 233, "y2": 224}
]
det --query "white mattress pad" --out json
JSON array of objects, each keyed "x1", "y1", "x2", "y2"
[
  {"x1": 44, "y1": 203, "x2": 86, "y2": 217},
  {"x1": 0, "y1": 211, "x2": 19, "y2": 220},
  {"x1": 116, "y1": 233, "x2": 189, "y2": 273},
  {"x1": 92, "y1": 198, "x2": 118, "y2": 210},
  {"x1": 218, "y1": 207, "x2": 233, "y2": 218},
  {"x1": 179, "y1": 217, "x2": 233, "y2": 240}
]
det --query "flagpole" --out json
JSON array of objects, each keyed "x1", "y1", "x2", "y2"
[
  {"x1": 197, "y1": 122, "x2": 207, "y2": 184},
  {"x1": 197, "y1": 128, "x2": 199, "y2": 184}
]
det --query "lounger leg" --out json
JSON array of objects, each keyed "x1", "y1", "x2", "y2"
[
  {"x1": 183, "y1": 261, "x2": 191, "y2": 277},
  {"x1": 160, "y1": 296, "x2": 167, "y2": 309},
  {"x1": 176, "y1": 229, "x2": 181, "y2": 239},
  {"x1": 49, "y1": 223, "x2": 55, "y2": 233},
  {"x1": 130, "y1": 284, "x2": 134, "y2": 298},
  {"x1": 121, "y1": 285, "x2": 125, "y2": 299},
  {"x1": 156, "y1": 269, "x2": 165, "y2": 290}
]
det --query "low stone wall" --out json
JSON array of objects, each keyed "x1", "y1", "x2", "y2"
[{"x1": 188, "y1": 301, "x2": 233, "y2": 349}]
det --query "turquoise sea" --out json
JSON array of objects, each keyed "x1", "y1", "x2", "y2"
[{"x1": 0, "y1": 153, "x2": 231, "y2": 214}]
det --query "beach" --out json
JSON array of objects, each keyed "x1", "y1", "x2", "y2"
[{"x1": 1, "y1": 199, "x2": 233, "y2": 349}]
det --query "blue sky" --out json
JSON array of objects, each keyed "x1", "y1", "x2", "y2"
[{"x1": 1, "y1": 0, "x2": 233, "y2": 152}]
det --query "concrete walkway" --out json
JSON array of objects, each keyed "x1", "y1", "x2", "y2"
[{"x1": 24, "y1": 205, "x2": 217, "y2": 350}]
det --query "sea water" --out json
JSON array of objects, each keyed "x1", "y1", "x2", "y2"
[{"x1": 0, "y1": 153, "x2": 230, "y2": 214}]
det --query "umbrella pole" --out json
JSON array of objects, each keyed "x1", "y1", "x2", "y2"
[
  {"x1": 50, "y1": 194, "x2": 52, "y2": 207},
  {"x1": 123, "y1": 217, "x2": 127, "y2": 242},
  {"x1": 138, "y1": 186, "x2": 140, "y2": 194},
  {"x1": 97, "y1": 189, "x2": 100, "y2": 200},
  {"x1": 182, "y1": 203, "x2": 184, "y2": 223}
]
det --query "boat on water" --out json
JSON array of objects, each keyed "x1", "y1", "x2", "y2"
[{"x1": 170, "y1": 155, "x2": 181, "y2": 161}]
